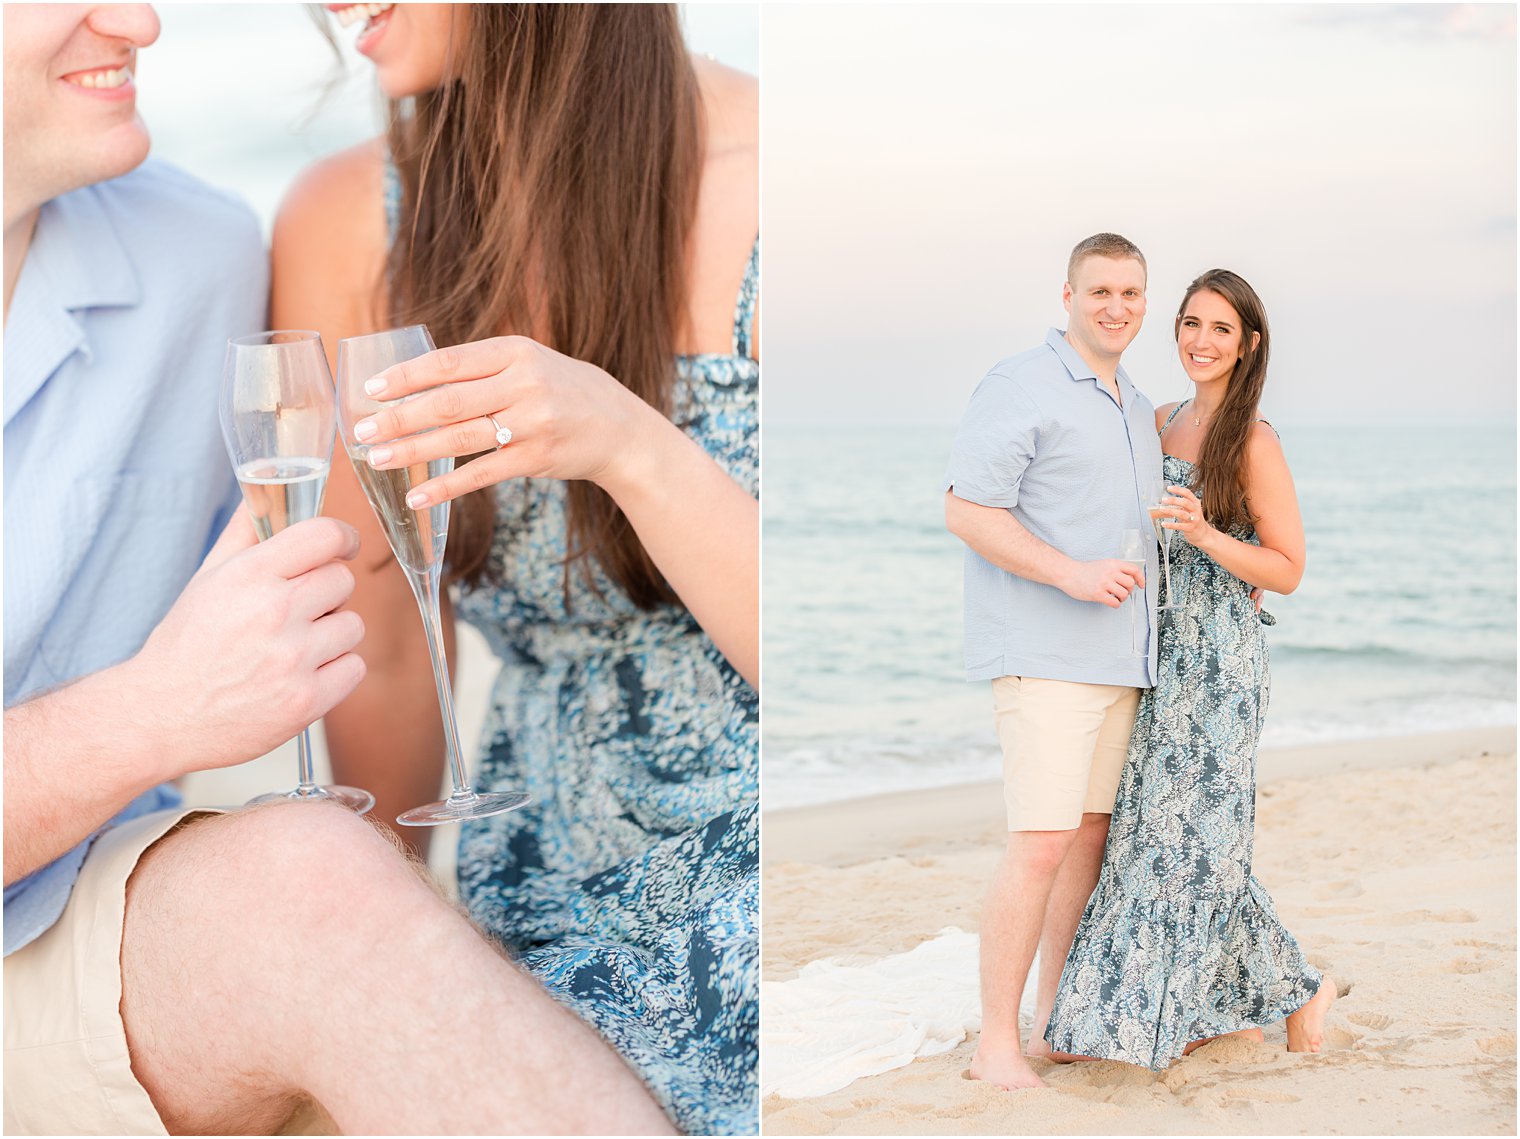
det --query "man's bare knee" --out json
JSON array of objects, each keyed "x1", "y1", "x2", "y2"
[
  {"x1": 119, "y1": 803, "x2": 456, "y2": 1131},
  {"x1": 1006, "y1": 827, "x2": 1081, "y2": 878}
]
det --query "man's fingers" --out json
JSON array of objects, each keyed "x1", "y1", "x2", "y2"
[
  {"x1": 198, "y1": 506, "x2": 259, "y2": 574},
  {"x1": 308, "y1": 651, "x2": 368, "y2": 720},
  {"x1": 290, "y1": 561, "x2": 357, "y2": 619},
  {"x1": 305, "y1": 609, "x2": 366, "y2": 669},
  {"x1": 254, "y1": 517, "x2": 361, "y2": 579}
]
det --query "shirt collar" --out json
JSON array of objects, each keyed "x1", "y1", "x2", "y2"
[
  {"x1": 1047, "y1": 326, "x2": 1136, "y2": 398},
  {"x1": 4, "y1": 184, "x2": 140, "y2": 426}
]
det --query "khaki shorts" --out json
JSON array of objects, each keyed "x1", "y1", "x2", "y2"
[
  {"x1": 992, "y1": 676, "x2": 1140, "y2": 831},
  {"x1": 4, "y1": 807, "x2": 221, "y2": 1137}
]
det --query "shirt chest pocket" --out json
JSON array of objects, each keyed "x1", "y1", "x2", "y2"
[{"x1": 36, "y1": 470, "x2": 219, "y2": 684}]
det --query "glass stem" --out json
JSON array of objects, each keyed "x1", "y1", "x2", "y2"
[
  {"x1": 1162, "y1": 531, "x2": 1175, "y2": 603},
  {"x1": 407, "y1": 567, "x2": 474, "y2": 801},
  {"x1": 294, "y1": 726, "x2": 319, "y2": 794}
]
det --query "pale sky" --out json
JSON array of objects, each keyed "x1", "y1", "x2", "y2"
[{"x1": 762, "y1": 3, "x2": 1517, "y2": 425}]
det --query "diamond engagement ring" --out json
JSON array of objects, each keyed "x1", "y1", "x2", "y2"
[{"x1": 484, "y1": 411, "x2": 513, "y2": 448}]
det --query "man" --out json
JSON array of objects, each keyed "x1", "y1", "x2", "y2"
[
  {"x1": 943, "y1": 233, "x2": 1163, "y2": 1090},
  {"x1": 2, "y1": 7, "x2": 671, "y2": 1134}
]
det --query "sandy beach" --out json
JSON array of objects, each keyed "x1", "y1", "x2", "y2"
[{"x1": 762, "y1": 727, "x2": 1518, "y2": 1135}]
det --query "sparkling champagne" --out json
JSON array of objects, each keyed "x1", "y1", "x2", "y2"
[
  {"x1": 350, "y1": 445, "x2": 452, "y2": 575},
  {"x1": 236, "y1": 456, "x2": 329, "y2": 540},
  {"x1": 1149, "y1": 505, "x2": 1171, "y2": 545}
]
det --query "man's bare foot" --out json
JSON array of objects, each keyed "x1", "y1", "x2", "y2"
[
  {"x1": 1182, "y1": 1027, "x2": 1264, "y2": 1056},
  {"x1": 1286, "y1": 979, "x2": 1336, "y2": 1053},
  {"x1": 967, "y1": 1038, "x2": 1045, "y2": 1090}
]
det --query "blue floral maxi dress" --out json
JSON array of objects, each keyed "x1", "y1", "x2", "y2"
[
  {"x1": 450, "y1": 248, "x2": 759, "y2": 1133},
  {"x1": 1044, "y1": 429, "x2": 1321, "y2": 1070}
]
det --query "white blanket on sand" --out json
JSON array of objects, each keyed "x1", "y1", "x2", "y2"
[{"x1": 762, "y1": 928, "x2": 1038, "y2": 1099}]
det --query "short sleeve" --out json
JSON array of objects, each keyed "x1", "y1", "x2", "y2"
[{"x1": 943, "y1": 374, "x2": 1040, "y2": 509}]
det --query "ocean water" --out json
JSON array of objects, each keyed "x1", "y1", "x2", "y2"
[{"x1": 762, "y1": 421, "x2": 1517, "y2": 810}]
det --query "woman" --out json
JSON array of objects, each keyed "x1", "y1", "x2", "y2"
[
  {"x1": 1043, "y1": 270, "x2": 1335, "y2": 1070},
  {"x1": 272, "y1": 5, "x2": 757, "y2": 1132}
]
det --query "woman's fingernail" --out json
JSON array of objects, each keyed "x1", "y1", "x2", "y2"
[
  {"x1": 354, "y1": 419, "x2": 377, "y2": 441},
  {"x1": 406, "y1": 491, "x2": 428, "y2": 509},
  {"x1": 367, "y1": 447, "x2": 392, "y2": 467},
  {"x1": 364, "y1": 377, "x2": 387, "y2": 397}
]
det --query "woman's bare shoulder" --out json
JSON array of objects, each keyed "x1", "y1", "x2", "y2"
[
  {"x1": 274, "y1": 139, "x2": 387, "y2": 259},
  {"x1": 271, "y1": 139, "x2": 388, "y2": 329},
  {"x1": 1154, "y1": 400, "x2": 1182, "y2": 432},
  {"x1": 1245, "y1": 417, "x2": 1289, "y2": 471},
  {"x1": 691, "y1": 55, "x2": 757, "y2": 152}
]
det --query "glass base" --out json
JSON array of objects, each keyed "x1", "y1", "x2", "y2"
[
  {"x1": 397, "y1": 789, "x2": 530, "y2": 827},
  {"x1": 246, "y1": 784, "x2": 375, "y2": 815},
  {"x1": 1158, "y1": 600, "x2": 1183, "y2": 610}
]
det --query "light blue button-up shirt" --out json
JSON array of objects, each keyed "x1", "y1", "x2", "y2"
[
  {"x1": 3, "y1": 159, "x2": 267, "y2": 955},
  {"x1": 945, "y1": 328, "x2": 1164, "y2": 687}
]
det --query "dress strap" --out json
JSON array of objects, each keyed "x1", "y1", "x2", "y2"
[
  {"x1": 731, "y1": 235, "x2": 759, "y2": 360},
  {"x1": 1161, "y1": 400, "x2": 1188, "y2": 431}
]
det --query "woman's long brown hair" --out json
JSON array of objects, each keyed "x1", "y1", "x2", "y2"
[
  {"x1": 386, "y1": 4, "x2": 702, "y2": 606},
  {"x1": 1174, "y1": 270, "x2": 1271, "y2": 533}
]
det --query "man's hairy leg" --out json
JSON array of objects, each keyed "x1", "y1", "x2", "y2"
[
  {"x1": 967, "y1": 828, "x2": 1078, "y2": 1091},
  {"x1": 1025, "y1": 811, "x2": 1109, "y2": 1061},
  {"x1": 119, "y1": 802, "x2": 673, "y2": 1135}
]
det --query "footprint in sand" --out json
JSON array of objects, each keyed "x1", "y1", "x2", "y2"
[
  {"x1": 1445, "y1": 956, "x2": 1498, "y2": 975},
  {"x1": 1476, "y1": 1034, "x2": 1515, "y2": 1057},
  {"x1": 1313, "y1": 880, "x2": 1365, "y2": 901},
  {"x1": 1224, "y1": 1088, "x2": 1301, "y2": 1104},
  {"x1": 1323, "y1": 1027, "x2": 1358, "y2": 1051},
  {"x1": 1304, "y1": 904, "x2": 1374, "y2": 918},
  {"x1": 1454, "y1": 937, "x2": 1508, "y2": 950},
  {"x1": 1391, "y1": 908, "x2": 1479, "y2": 924},
  {"x1": 1347, "y1": 1010, "x2": 1395, "y2": 1030}
]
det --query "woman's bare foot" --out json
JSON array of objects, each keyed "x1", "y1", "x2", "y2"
[
  {"x1": 1026, "y1": 1034, "x2": 1100, "y2": 1063},
  {"x1": 967, "y1": 1037, "x2": 1046, "y2": 1090},
  {"x1": 1182, "y1": 1027, "x2": 1264, "y2": 1056},
  {"x1": 1286, "y1": 979, "x2": 1337, "y2": 1053}
]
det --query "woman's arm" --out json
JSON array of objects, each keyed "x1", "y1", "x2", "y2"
[
  {"x1": 271, "y1": 142, "x2": 446, "y2": 857},
  {"x1": 1160, "y1": 422, "x2": 1305, "y2": 594}
]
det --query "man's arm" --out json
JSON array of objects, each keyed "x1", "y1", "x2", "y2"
[
  {"x1": 3, "y1": 511, "x2": 366, "y2": 885},
  {"x1": 944, "y1": 491, "x2": 1142, "y2": 608}
]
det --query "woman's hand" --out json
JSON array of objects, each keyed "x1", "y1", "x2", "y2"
[
  {"x1": 1154, "y1": 484, "x2": 1218, "y2": 550},
  {"x1": 352, "y1": 335, "x2": 662, "y2": 508}
]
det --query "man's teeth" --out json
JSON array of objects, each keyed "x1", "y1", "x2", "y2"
[
  {"x1": 1101, "y1": 322, "x2": 1124, "y2": 330},
  {"x1": 336, "y1": 3, "x2": 394, "y2": 27},
  {"x1": 71, "y1": 67, "x2": 131, "y2": 90}
]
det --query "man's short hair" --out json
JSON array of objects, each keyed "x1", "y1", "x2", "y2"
[{"x1": 1067, "y1": 233, "x2": 1147, "y2": 283}]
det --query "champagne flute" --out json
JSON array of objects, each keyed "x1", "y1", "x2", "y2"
[
  {"x1": 1146, "y1": 476, "x2": 1182, "y2": 610},
  {"x1": 335, "y1": 326, "x2": 529, "y2": 826},
  {"x1": 219, "y1": 331, "x2": 375, "y2": 814},
  {"x1": 1118, "y1": 528, "x2": 1146, "y2": 654}
]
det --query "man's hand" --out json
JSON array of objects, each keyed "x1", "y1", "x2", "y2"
[
  {"x1": 127, "y1": 509, "x2": 366, "y2": 780},
  {"x1": 1060, "y1": 559, "x2": 1144, "y2": 609}
]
